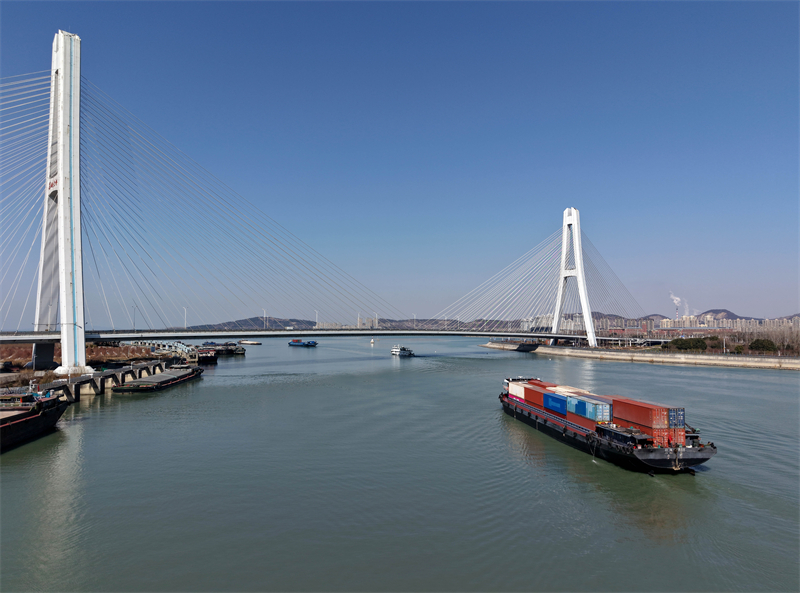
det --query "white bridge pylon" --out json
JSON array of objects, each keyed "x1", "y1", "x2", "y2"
[
  {"x1": 33, "y1": 31, "x2": 92, "y2": 374},
  {"x1": 551, "y1": 207, "x2": 597, "y2": 347}
]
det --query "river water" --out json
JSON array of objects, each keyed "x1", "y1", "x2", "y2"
[{"x1": 2, "y1": 337, "x2": 798, "y2": 592}]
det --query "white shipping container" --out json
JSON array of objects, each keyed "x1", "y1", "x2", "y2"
[{"x1": 509, "y1": 382, "x2": 526, "y2": 398}]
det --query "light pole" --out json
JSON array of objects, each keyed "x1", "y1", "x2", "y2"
[
  {"x1": 413, "y1": 314, "x2": 416, "y2": 330},
  {"x1": 183, "y1": 307, "x2": 187, "y2": 330},
  {"x1": 315, "y1": 310, "x2": 318, "y2": 328},
  {"x1": 374, "y1": 312, "x2": 378, "y2": 330},
  {"x1": 132, "y1": 305, "x2": 137, "y2": 332},
  {"x1": 263, "y1": 309, "x2": 266, "y2": 330}
]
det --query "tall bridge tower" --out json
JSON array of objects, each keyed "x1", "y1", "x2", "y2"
[
  {"x1": 32, "y1": 31, "x2": 92, "y2": 374},
  {"x1": 551, "y1": 207, "x2": 597, "y2": 347}
]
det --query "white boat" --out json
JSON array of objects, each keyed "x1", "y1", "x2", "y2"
[
  {"x1": 238, "y1": 340, "x2": 262, "y2": 345},
  {"x1": 391, "y1": 345, "x2": 414, "y2": 357}
]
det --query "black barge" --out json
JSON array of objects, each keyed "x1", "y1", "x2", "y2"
[
  {"x1": 500, "y1": 377, "x2": 717, "y2": 474},
  {"x1": 113, "y1": 365, "x2": 203, "y2": 393},
  {"x1": 1, "y1": 390, "x2": 71, "y2": 452}
]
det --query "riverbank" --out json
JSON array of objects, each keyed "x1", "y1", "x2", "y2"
[{"x1": 526, "y1": 345, "x2": 800, "y2": 370}]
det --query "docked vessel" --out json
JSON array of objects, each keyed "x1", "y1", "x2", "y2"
[
  {"x1": 391, "y1": 345, "x2": 414, "y2": 357},
  {"x1": 289, "y1": 339, "x2": 317, "y2": 347},
  {"x1": 197, "y1": 348, "x2": 218, "y2": 364},
  {"x1": 0, "y1": 389, "x2": 71, "y2": 452},
  {"x1": 202, "y1": 341, "x2": 245, "y2": 356},
  {"x1": 238, "y1": 340, "x2": 261, "y2": 345},
  {"x1": 112, "y1": 365, "x2": 203, "y2": 393},
  {"x1": 499, "y1": 377, "x2": 716, "y2": 474}
]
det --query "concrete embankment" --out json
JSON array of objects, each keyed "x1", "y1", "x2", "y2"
[
  {"x1": 530, "y1": 346, "x2": 800, "y2": 371},
  {"x1": 482, "y1": 342, "x2": 539, "y2": 353}
]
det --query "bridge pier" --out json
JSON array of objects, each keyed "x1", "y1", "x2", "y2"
[{"x1": 39, "y1": 360, "x2": 167, "y2": 402}]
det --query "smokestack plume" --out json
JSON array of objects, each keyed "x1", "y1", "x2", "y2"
[{"x1": 669, "y1": 291, "x2": 689, "y2": 317}]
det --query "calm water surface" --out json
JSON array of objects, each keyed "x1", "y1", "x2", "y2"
[{"x1": 2, "y1": 337, "x2": 798, "y2": 591}]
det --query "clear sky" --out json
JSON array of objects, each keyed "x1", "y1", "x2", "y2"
[{"x1": 2, "y1": 1, "x2": 798, "y2": 319}]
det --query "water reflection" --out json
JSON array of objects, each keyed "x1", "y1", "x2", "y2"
[
  {"x1": 1, "y1": 404, "x2": 85, "y2": 591},
  {"x1": 499, "y1": 411, "x2": 712, "y2": 544}
]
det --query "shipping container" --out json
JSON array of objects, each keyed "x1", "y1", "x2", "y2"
[
  {"x1": 508, "y1": 382, "x2": 525, "y2": 398},
  {"x1": 543, "y1": 392, "x2": 567, "y2": 416},
  {"x1": 529, "y1": 379, "x2": 558, "y2": 389},
  {"x1": 668, "y1": 408, "x2": 685, "y2": 428},
  {"x1": 613, "y1": 422, "x2": 686, "y2": 447},
  {"x1": 522, "y1": 386, "x2": 544, "y2": 407},
  {"x1": 566, "y1": 394, "x2": 612, "y2": 422},
  {"x1": 566, "y1": 411, "x2": 596, "y2": 431},
  {"x1": 613, "y1": 399, "x2": 668, "y2": 428}
]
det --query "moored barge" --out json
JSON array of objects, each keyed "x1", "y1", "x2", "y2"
[
  {"x1": 500, "y1": 377, "x2": 716, "y2": 474},
  {"x1": 112, "y1": 365, "x2": 203, "y2": 393},
  {"x1": 1, "y1": 389, "x2": 71, "y2": 452}
]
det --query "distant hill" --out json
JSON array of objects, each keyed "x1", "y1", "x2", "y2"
[
  {"x1": 189, "y1": 316, "x2": 316, "y2": 331},
  {"x1": 697, "y1": 309, "x2": 763, "y2": 321}
]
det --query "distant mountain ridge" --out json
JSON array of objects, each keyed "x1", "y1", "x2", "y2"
[{"x1": 183, "y1": 310, "x2": 797, "y2": 332}]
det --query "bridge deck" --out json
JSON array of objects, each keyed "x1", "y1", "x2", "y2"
[{"x1": 1, "y1": 330, "x2": 665, "y2": 344}]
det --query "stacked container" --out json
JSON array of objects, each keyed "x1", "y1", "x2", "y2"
[
  {"x1": 668, "y1": 408, "x2": 685, "y2": 428},
  {"x1": 566, "y1": 395, "x2": 611, "y2": 422},
  {"x1": 522, "y1": 385, "x2": 544, "y2": 408},
  {"x1": 612, "y1": 399, "x2": 669, "y2": 428},
  {"x1": 543, "y1": 392, "x2": 567, "y2": 417},
  {"x1": 612, "y1": 398, "x2": 686, "y2": 446}
]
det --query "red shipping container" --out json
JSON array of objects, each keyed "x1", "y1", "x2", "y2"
[
  {"x1": 567, "y1": 411, "x2": 596, "y2": 431},
  {"x1": 613, "y1": 399, "x2": 668, "y2": 428},
  {"x1": 529, "y1": 379, "x2": 558, "y2": 390},
  {"x1": 522, "y1": 385, "x2": 544, "y2": 407},
  {"x1": 609, "y1": 421, "x2": 683, "y2": 447}
]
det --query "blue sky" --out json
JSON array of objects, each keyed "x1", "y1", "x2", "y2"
[{"x1": 2, "y1": 1, "x2": 798, "y2": 318}]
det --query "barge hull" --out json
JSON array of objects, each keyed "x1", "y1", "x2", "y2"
[{"x1": 0, "y1": 401, "x2": 70, "y2": 452}]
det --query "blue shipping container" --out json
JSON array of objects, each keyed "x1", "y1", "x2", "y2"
[
  {"x1": 543, "y1": 392, "x2": 567, "y2": 415},
  {"x1": 668, "y1": 408, "x2": 685, "y2": 428},
  {"x1": 566, "y1": 394, "x2": 611, "y2": 421}
]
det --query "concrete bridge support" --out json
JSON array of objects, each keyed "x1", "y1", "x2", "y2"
[
  {"x1": 32, "y1": 31, "x2": 92, "y2": 375},
  {"x1": 551, "y1": 207, "x2": 597, "y2": 347},
  {"x1": 42, "y1": 360, "x2": 166, "y2": 402}
]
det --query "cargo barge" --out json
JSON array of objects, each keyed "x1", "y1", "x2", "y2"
[
  {"x1": 202, "y1": 342, "x2": 246, "y2": 356},
  {"x1": 289, "y1": 339, "x2": 317, "y2": 347},
  {"x1": 499, "y1": 377, "x2": 716, "y2": 474},
  {"x1": 112, "y1": 365, "x2": 203, "y2": 393},
  {"x1": 1, "y1": 389, "x2": 71, "y2": 452},
  {"x1": 197, "y1": 348, "x2": 218, "y2": 364}
]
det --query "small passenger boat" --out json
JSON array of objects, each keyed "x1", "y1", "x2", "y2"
[
  {"x1": 391, "y1": 345, "x2": 414, "y2": 357},
  {"x1": 238, "y1": 340, "x2": 262, "y2": 345}
]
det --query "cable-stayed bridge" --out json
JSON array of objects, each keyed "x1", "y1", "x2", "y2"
[{"x1": 1, "y1": 31, "x2": 649, "y2": 371}]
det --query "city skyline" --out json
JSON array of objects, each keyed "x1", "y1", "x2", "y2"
[{"x1": 1, "y1": 2, "x2": 797, "y2": 320}]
